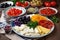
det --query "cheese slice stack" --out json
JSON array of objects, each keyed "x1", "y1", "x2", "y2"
[{"x1": 37, "y1": 26, "x2": 50, "y2": 35}]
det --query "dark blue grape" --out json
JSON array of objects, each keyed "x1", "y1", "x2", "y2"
[
  {"x1": 0, "y1": 3, "x2": 12, "y2": 8},
  {"x1": 14, "y1": 16, "x2": 31, "y2": 24},
  {"x1": 14, "y1": 21, "x2": 21, "y2": 26}
]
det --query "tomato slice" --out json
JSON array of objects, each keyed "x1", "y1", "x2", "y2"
[
  {"x1": 39, "y1": 20, "x2": 54, "y2": 29},
  {"x1": 24, "y1": 1, "x2": 29, "y2": 6},
  {"x1": 16, "y1": 2, "x2": 22, "y2": 6},
  {"x1": 7, "y1": 8, "x2": 22, "y2": 17},
  {"x1": 40, "y1": 8, "x2": 55, "y2": 16}
]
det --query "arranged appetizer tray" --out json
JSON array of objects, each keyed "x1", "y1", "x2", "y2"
[{"x1": 11, "y1": 14, "x2": 54, "y2": 38}]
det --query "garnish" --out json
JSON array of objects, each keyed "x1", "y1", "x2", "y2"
[
  {"x1": 20, "y1": 0, "x2": 25, "y2": 3},
  {"x1": 11, "y1": 0, "x2": 17, "y2": 4},
  {"x1": 27, "y1": 21, "x2": 38, "y2": 29},
  {"x1": 48, "y1": 16, "x2": 59, "y2": 23}
]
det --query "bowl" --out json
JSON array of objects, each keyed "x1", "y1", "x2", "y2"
[
  {"x1": 27, "y1": 7, "x2": 38, "y2": 13},
  {"x1": 39, "y1": 7, "x2": 58, "y2": 16},
  {"x1": 3, "y1": 6, "x2": 26, "y2": 17},
  {"x1": 2, "y1": 6, "x2": 26, "y2": 23},
  {"x1": 0, "y1": 1, "x2": 13, "y2": 9}
]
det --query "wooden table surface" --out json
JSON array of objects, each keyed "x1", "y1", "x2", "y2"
[{"x1": 0, "y1": 0, "x2": 60, "y2": 40}]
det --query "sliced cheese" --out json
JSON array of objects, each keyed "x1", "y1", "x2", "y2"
[{"x1": 37, "y1": 26, "x2": 50, "y2": 35}]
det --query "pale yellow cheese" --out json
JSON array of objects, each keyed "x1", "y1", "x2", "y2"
[{"x1": 37, "y1": 26, "x2": 50, "y2": 35}]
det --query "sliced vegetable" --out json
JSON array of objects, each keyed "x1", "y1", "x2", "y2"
[
  {"x1": 27, "y1": 21, "x2": 38, "y2": 29},
  {"x1": 19, "y1": 0, "x2": 25, "y2": 3},
  {"x1": 24, "y1": 1, "x2": 29, "y2": 6},
  {"x1": 7, "y1": 8, "x2": 22, "y2": 17},
  {"x1": 39, "y1": 20, "x2": 54, "y2": 29},
  {"x1": 48, "y1": 16, "x2": 59, "y2": 23},
  {"x1": 31, "y1": 14, "x2": 47, "y2": 22},
  {"x1": 40, "y1": 8, "x2": 56, "y2": 16},
  {"x1": 51, "y1": 1, "x2": 56, "y2": 6},
  {"x1": 15, "y1": 1, "x2": 29, "y2": 7},
  {"x1": 16, "y1": 2, "x2": 22, "y2": 6},
  {"x1": 44, "y1": 2, "x2": 51, "y2": 7},
  {"x1": 11, "y1": 0, "x2": 17, "y2": 4}
]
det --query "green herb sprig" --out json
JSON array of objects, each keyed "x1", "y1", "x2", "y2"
[
  {"x1": 27, "y1": 21, "x2": 38, "y2": 29},
  {"x1": 48, "y1": 16, "x2": 59, "y2": 23},
  {"x1": 20, "y1": 0, "x2": 25, "y2": 3}
]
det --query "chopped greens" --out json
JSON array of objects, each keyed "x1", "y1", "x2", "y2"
[
  {"x1": 27, "y1": 21, "x2": 38, "y2": 29},
  {"x1": 48, "y1": 16, "x2": 59, "y2": 23},
  {"x1": 11, "y1": 0, "x2": 17, "y2": 4},
  {"x1": 19, "y1": 0, "x2": 25, "y2": 3}
]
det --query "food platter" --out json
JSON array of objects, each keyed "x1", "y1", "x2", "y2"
[{"x1": 11, "y1": 14, "x2": 54, "y2": 38}]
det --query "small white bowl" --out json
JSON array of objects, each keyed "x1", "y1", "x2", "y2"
[
  {"x1": 0, "y1": 1, "x2": 13, "y2": 9},
  {"x1": 3, "y1": 6, "x2": 26, "y2": 17},
  {"x1": 0, "y1": 1, "x2": 13, "y2": 5},
  {"x1": 27, "y1": 7, "x2": 38, "y2": 13},
  {"x1": 39, "y1": 7, "x2": 58, "y2": 16}
]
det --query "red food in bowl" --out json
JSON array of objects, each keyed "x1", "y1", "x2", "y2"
[
  {"x1": 24, "y1": 1, "x2": 29, "y2": 6},
  {"x1": 16, "y1": 2, "x2": 22, "y2": 6},
  {"x1": 7, "y1": 8, "x2": 22, "y2": 17},
  {"x1": 15, "y1": 1, "x2": 29, "y2": 8},
  {"x1": 39, "y1": 8, "x2": 56, "y2": 16},
  {"x1": 39, "y1": 20, "x2": 54, "y2": 29},
  {"x1": 44, "y1": 2, "x2": 51, "y2": 7},
  {"x1": 51, "y1": 1, "x2": 56, "y2": 6}
]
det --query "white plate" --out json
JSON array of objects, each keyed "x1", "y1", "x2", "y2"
[
  {"x1": 12, "y1": 14, "x2": 55, "y2": 38},
  {"x1": 3, "y1": 6, "x2": 26, "y2": 17},
  {"x1": 39, "y1": 7, "x2": 58, "y2": 16}
]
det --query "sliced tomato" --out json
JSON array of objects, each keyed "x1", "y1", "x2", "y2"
[
  {"x1": 44, "y1": 2, "x2": 51, "y2": 7},
  {"x1": 16, "y1": 2, "x2": 22, "y2": 6},
  {"x1": 7, "y1": 8, "x2": 22, "y2": 17},
  {"x1": 21, "y1": 3, "x2": 26, "y2": 7},
  {"x1": 24, "y1": 1, "x2": 29, "y2": 6},
  {"x1": 39, "y1": 20, "x2": 54, "y2": 29},
  {"x1": 40, "y1": 8, "x2": 55, "y2": 16}
]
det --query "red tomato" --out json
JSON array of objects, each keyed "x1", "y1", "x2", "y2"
[
  {"x1": 44, "y1": 2, "x2": 51, "y2": 7},
  {"x1": 21, "y1": 4, "x2": 26, "y2": 7},
  {"x1": 40, "y1": 8, "x2": 55, "y2": 16},
  {"x1": 16, "y1": 2, "x2": 22, "y2": 6},
  {"x1": 39, "y1": 20, "x2": 54, "y2": 29},
  {"x1": 51, "y1": 1, "x2": 56, "y2": 6},
  {"x1": 7, "y1": 8, "x2": 22, "y2": 17},
  {"x1": 19, "y1": 10, "x2": 22, "y2": 13},
  {"x1": 24, "y1": 1, "x2": 29, "y2": 6}
]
